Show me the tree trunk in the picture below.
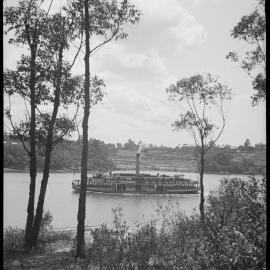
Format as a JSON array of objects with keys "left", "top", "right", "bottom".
[
  {"left": 199, "top": 153, "right": 205, "bottom": 221},
  {"left": 76, "top": 0, "right": 90, "bottom": 258},
  {"left": 29, "top": 46, "right": 63, "bottom": 247},
  {"left": 25, "top": 48, "right": 37, "bottom": 249}
]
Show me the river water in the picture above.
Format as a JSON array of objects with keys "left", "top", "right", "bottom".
[{"left": 4, "top": 170, "right": 248, "bottom": 229}]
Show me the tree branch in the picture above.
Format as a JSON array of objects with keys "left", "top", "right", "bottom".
[
  {"left": 205, "top": 104, "right": 225, "bottom": 153},
  {"left": 75, "top": 117, "right": 82, "bottom": 145},
  {"left": 6, "top": 96, "right": 30, "bottom": 155},
  {"left": 52, "top": 103, "right": 80, "bottom": 145},
  {"left": 255, "top": 37, "right": 266, "bottom": 64},
  {"left": 190, "top": 129, "right": 200, "bottom": 154},
  {"left": 23, "top": 96, "right": 31, "bottom": 120},
  {"left": 89, "top": 22, "right": 120, "bottom": 55},
  {"left": 70, "top": 34, "right": 84, "bottom": 69}
]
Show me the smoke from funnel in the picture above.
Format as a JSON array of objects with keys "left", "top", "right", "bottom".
[
  {"left": 137, "top": 141, "right": 143, "bottom": 154},
  {"left": 137, "top": 141, "right": 149, "bottom": 154}
]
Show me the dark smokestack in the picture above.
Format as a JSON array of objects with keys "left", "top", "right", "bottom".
[{"left": 136, "top": 153, "right": 140, "bottom": 175}]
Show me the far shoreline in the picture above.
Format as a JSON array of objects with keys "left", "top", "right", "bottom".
[{"left": 3, "top": 167, "right": 250, "bottom": 176}]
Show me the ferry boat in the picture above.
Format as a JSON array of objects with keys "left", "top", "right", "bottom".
[{"left": 72, "top": 153, "right": 200, "bottom": 194}]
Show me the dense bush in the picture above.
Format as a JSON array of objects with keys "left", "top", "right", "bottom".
[
  {"left": 204, "top": 150, "right": 263, "bottom": 174},
  {"left": 86, "top": 176, "right": 266, "bottom": 269},
  {"left": 4, "top": 138, "right": 116, "bottom": 171},
  {"left": 4, "top": 211, "right": 72, "bottom": 250},
  {"left": 203, "top": 176, "right": 266, "bottom": 269},
  {"left": 3, "top": 227, "right": 25, "bottom": 250}
]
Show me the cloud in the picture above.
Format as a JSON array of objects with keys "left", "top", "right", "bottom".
[
  {"left": 103, "top": 87, "right": 173, "bottom": 128},
  {"left": 125, "top": 0, "right": 207, "bottom": 51},
  {"left": 183, "top": 0, "right": 221, "bottom": 6},
  {"left": 92, "top": 46, "right": 169, "bottom": 85}
]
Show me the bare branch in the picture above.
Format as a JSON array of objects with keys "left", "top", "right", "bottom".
[
  {"left": 6, "top": 96, "right": 30, "bottom": 155},
  {"left": 23, "top": 97, "right": 31, "bottom": 119},
  {"left": 52, "top": 103, "right": 80, "bottom": 145},
  {"left": 191, "top": 97, "right": 201, "bottom": 123},
  {"left": 75, "top": 117, "right": 83, "bottom": 145},
  {"left": 70, "top": 34, "right": 84, "bottom": 69},
  {"left": 255, "top": 37, "right": 266, "bottom": 63},
  {"left": 90, "top": 23, "right": 120, "bottom": 55},
  {"left": 190, "top": 129, "right": 200, "bottom": 153},
  {"left": 205, "top": 104, "right": 225, "bottom": 153},
  {"left": 186, "top": 96, "right": 203, "bottom": 132}
]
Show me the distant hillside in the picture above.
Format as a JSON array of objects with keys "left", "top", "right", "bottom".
[
  {"left": 4, "top": 135, "right": 266, "bottom": 174},
  {"left": 109, "top": 147, "right": 266, "bottom": 174},
  {"left": 109, "top": 148, "right": 197, "bottom": 172},
  {"left": 4, "top": 139, "right": 116, "bottom": 171}
]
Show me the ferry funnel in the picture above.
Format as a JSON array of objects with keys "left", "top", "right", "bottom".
[{"left": 136, "top": 153, "right": 140, "bottom": 175}]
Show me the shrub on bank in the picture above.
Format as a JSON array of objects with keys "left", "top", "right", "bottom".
[
  {"left": 4, "top": 210, "right": 72, "bottom": 250},
  {"left": 4, "top": 176, "right": 266, "bottom": 269},
  {"left": 38, "top": 211, "right": 72, "bottom": 244},
  {"left": 4, "top": 227, "right": 25, "bottom": 250},
  {"left": 203, "top": 176, "right": 266, "bottom": 269},
  {"left": 86, "top": 176, "right": 266, "bottom": 269}
]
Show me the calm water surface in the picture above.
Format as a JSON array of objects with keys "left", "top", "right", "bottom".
[{"left": 4, "top": 170, "right": 248, "bottom": 229}]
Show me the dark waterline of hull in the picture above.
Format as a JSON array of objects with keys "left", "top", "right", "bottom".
[{"left": 72, "top": 187, "right": 200, "bottom": 194}]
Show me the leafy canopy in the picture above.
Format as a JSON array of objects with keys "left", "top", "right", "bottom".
[
  {"left": 3, "top": 2, "right": 107, "bottom": 152},
  {"left": 226, "top": 0, "right": 265, "bottom": 106},
  {"left": 64, "top": 0, "right": 141, "bottom": 53},
  {"left": 166, "top": 73, "right": 231, "bottom": 154}
]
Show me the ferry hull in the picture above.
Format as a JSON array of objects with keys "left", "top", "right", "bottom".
[
  {"left": 72, "top": 171, "right": 200, "bottom": 195},
  {"left": 72, "top": 186, "right": 200, "bottom": 194}
]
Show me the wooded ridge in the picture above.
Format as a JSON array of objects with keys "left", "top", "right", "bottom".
[{"left": 4, "top": 138, "right": 266, "bottom": 174}]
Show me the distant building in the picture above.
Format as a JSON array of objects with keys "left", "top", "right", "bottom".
[
  {"left": 181, "top": 144, "right": 194, "bottom": 149},
  {"left": 255, "top": 143, "right": 266, "bottom": 150},
  {"left": 220, "top": 144, "right": 232, "bottom": 149}
]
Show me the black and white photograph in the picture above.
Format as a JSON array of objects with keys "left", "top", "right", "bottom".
[{"left": 3, "top": 0, "right": 266, "bottom": 268}]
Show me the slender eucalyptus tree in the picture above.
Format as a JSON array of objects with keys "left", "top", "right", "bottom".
[
  {"left": 4, "top": 0, "right": 51, "bottom": 248},
  {"left": 4, "top": 1, "right": 106, "bottom": 248},
  {"left": 75, "top": 0, "right": 91, "bottom": 258},
  {"left": 67, "top": 0, "right": 141, "bottom": 258},
  {"left": 166, "top": 73, "right": 231, "bottom": 220},
  {"left": 30, "top": 12, "right": 81, "bottom": 247}
]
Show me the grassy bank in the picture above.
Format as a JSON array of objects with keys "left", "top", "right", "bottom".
[{"left": 109, "top": 147, "right": 266, "bottom": 174}]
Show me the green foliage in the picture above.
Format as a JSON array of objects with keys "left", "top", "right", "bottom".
[
  {"left": 4, "top": 138, "right": 116, "bottom": 171},
  {"left": 166, "top": 73, "right": 231, "bottom": 155},
  {"left": 204, "top": 150, "right": 262, "bottom": 174},
  {"left": 124, "top": 139, "right": 138, "bottom": 150},
  {"left": 65, "top": 0, "right": 141, "bottom": 46},
  {"left": 226, "top": 0, "right": 265, "bottom": 105},
  {"left": 204, "top": 176, "right": 266, "bottom": 269},
  {"left": 4, "top": 227, "right": 25, "bottom": 250},
  {"left": 87, "top": 207, "right": 128, "bottom": 269},
  {"left": 37, "top": 210, "right": 72, "bottom": 244},
  {"left": 4, "top": 211, "right": 72, "bottom": 250},
  {"left": 244, "top": 138, "right": 251, "bottom": 148},
  {"left": 167, "top": 73, "right": 232, "bottom": 218},
  {"left": 5, "top": 176, "right": 265, "bottom": 266},
  {"left": 40, "top": 211, "right": 53, "bottom": 230},
  {"left": 4, "top": 142, "right": 29, "bottom": 168},
  {"left": 84, "top": 176, "right": 266, "bottom": 269},
  {"left": 3, "top": 0, "right": 47, "bottom": 47}
]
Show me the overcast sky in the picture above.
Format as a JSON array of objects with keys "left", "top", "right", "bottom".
[{"left": 3, "top": 0, "right": 266, "bottom": 147}]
